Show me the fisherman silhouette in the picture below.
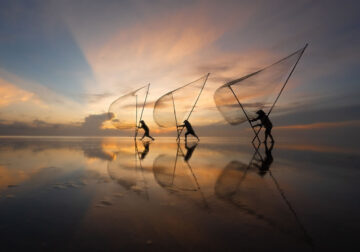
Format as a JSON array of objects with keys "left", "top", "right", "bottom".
[
  {"left": 184, "top": 141, "right": 198, "bottom": 162},
  {"left": 138, "top": 120, "right": 155, "bottom": 141},
  {"left": 139, "top": 141, "right": 150, "bottom": 160},
  {"left": 253, "top": 141, "right": 274, "bottom": 177},
  {"left": 251, "top": 110, "right": 274, "bottom": 143},
  {"left": 177, "top": 120, "right": 199, "bottom": 142}
]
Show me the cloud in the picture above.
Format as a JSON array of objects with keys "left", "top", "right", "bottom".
[
  {"left": 84, "top": 93, "right": 112, "bottom": 103},
  {"left": 0, "top": 78, "right": 40, "bottom": 107},
  {"left": 0, "top": 68, "right": 86, "bottom": 123},
  {"left": 0, "top": 113, "right": 129, "bottom": 136},
  {"left": 81, "top": 113, "right": 110, "bottom": 131},
  {"left": 77, "top": 3, "right": 229, "bottom": 94}
]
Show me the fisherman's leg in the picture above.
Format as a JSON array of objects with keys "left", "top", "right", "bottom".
[
  {"left": 269, "top": 131, "right": 274, "bottom": 143},
  {"left": 191, "top": 132, "right": 200, "bottom": 141},
  {"left": 144, "top": 132, "right": 152, "bottom": 140},
  {"left": 140, "top": 133, "right": 145, "bottom": 140},
  {"left": 185, "top": 132, "right": 190, "bottom": 142},
  {"left": 264, "top": 131, "right": 269, "bottom": 143},
  {"left": 267, "top": 126, "right": 274, "bottom": 143}
]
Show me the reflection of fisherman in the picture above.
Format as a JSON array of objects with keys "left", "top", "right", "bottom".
[
  {"left": 138, "top": 120, "right": 155, "bottom": 141},
  {"left": 139, "top": 141, "right": 150, "bottom": 160},
  {"left": 254, "top": 142, "right": 274, "bottom": 177},
  {"left": 251, "top": 110, "right": 274, "bottom": 143},
  {"left": 184, "top": 142, "right": 197, "bottom": 162},
  {"left": 177, "top": 120, "right": 199, "bottom": 142}
]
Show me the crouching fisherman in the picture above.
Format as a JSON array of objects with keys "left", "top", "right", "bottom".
[
  {"left": 138, "top": 120, "right": 155, "bottom": 140},
  {"left": 250, "top": 110, "right": 274, "bottom": 143},
  {"left": 177, "top": 120, "right": 199, "bottom": 142}
]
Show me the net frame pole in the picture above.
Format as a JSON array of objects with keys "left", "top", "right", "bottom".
[
  {"left": 177, "top": 143, "right": 200, "bottom": 190},
  {"left": 177, "top": 142, "right": 210, "bottom": 209},
  {"left": 268, "top": 168, "right": 313, "bottom": 244},
  {"left": 135, "top": 95, "right": 138, "bottom": 139},
  {"left": 139, "top": 83, "right": 150, "bottom": 123},
  {"left": 171, "top": 93, "right": 181, "bottom": 140},
  {"left": 252, "top": 44, "right": 308, "bottom": 143},
  {"left": 135, "top": 83, "right": 150, "bottom": 139},
  {"left": 232, "top": 141, "right": 262, "bottom": 193},
  {"left": 135, "top": 140, "right": 150, "bottom": 200},
  {"left": 177, "top": 73, "right": 210, "bottom": 141},
  {"left": 228, "top": 85, "right": 261, "bottom": 144},
  {"left": 171, "top": 142, "right": 180, "bottom": 185}
]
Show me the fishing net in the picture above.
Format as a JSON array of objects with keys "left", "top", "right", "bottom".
[
  {"left": 214, "top": 45, "right": 307, "bottom": 125},
  {"left": 108, "top": 84, "right": 150, "bottom": 129},
  {"left": 153, "top": 74, "right": 209, "bottom": 128}
]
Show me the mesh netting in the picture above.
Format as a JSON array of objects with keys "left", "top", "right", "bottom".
[
  {"left": 215, "top": 160, "right": 306, "bottom": 238},
  {"left": 214, "top": 46, "right": 307, "bottom": 125},
  {"left": 108, "top": 84, "right": 149, "bottom": 129},
  {"left": 152, "top": 144, "right": 209, "bottom": 209},
  {"left": 153, "top": 74, "right": 209, "bottom": 127},
  {"left": 153, "top": 150, "right": 198, "bottom": 192}
]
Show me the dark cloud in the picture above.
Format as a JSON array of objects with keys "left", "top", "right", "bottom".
[
  {"left": 82, "top": 113, "right": 110, "bottom": 131},
  {"left": 0, "top": 113, "right": 130, "bottom": 137}
]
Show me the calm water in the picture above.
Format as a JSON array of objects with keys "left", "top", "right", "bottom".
[{"left": 0, "top": 137, "right": 359, "bottom": 251}]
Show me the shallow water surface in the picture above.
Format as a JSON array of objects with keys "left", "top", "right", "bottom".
[{"left": 0, "top": 137, "right": 359, "bottom": 251}]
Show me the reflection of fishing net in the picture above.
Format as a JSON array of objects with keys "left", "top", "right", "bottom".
[
  {"left": 108, "top": 84, "right": 149, "bottom": 129},
  {"left": 152, "top": 144, "right": 209, "bottom": 210},
  {"left": 153, "top": 74, "right": 209, "bottom": 128},
  {"left": 215, "top": 161, "right": 248, "bottom": 197},
  {"left": 214, "top": 45, "right": 307, "bottom": 125},
  {"left": 215, "top": 160, "right": 307, "bottom": 240},
  {"left": 153, "top": 153, "right": 198, "bottom": 191}
]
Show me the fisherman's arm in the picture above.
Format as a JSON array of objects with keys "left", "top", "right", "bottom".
[{"left": 250, "top": 115, "right": 259, "bottom": 122}]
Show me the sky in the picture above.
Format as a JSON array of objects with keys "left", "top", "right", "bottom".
[{"left": 0, "top": 0, "right": 359, "bottom": 139}]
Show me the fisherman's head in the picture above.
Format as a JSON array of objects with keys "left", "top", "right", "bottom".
[
  {"left": 183, "top": 120, "right": 188, "bottom": 123},
  {"left": 140, "top": 120, "right": 145, "bottom": 124},
  {"left": 256, "top": 110, "right": 265, "bottom": 116}
]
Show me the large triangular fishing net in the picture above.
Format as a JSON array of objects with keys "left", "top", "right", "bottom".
[
  {"left": 153, "top": 74, "right": 209, "bottom": 128},
  {"left": 108, "top": 84, "right": 150, "bottom": 129},
  {"left": 214, "top": 45, "right": 307, "bottom": 125}
]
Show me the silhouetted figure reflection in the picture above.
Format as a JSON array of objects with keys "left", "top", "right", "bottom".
[
  {"left": 253, "top": 141, "right": 274, "bottom": 177},
  {"left": 138, "top": 120, "right": 155, "bottom": 141},
  {"left": 251, "top": 110, "right": 274, "bottom": 143},
  {"left": 184, "top": 141, "right": 198, "bottom": 162},
  {"left": 153, "top": 142, "right": 209, "bottom": 210},
  {"left": 177, "top": 120, "right": 199, "bottom": 142},
  {"left": 215, "top": 143, "right": 313, "bottom": 246},
  {"left": 139, "top": 140, "right": 150, "bottom": 160}
]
